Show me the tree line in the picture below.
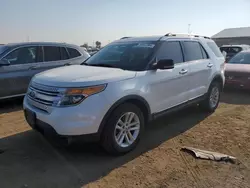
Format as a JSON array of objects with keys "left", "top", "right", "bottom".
[{"left": 81, "top": 41, "right": 101, "bottom": 49}]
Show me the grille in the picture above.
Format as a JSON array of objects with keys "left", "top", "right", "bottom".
[{"left": 27, "top": 82, "right": 62, "bottom": 113}]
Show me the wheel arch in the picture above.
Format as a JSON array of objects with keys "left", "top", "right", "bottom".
[
  {"left": 210, "top": 74, "right": 224, "bottom": 91},
  {"left": 97, "top": 95, "right": 151, "bottom": 136}
]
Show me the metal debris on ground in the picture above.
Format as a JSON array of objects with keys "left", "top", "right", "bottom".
[{"left": 181, "top": 147, "right": 236, "bottom": 163}]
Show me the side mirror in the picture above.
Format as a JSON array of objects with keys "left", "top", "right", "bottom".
[
  {"left": 0, "top": 59, "right": 10, "bottom": 66},
  {"left": 151, "top": 59, "right": 174, "bottom": 70}
]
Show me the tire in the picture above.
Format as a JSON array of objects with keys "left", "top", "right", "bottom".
[
  {"left": 200, "top": 81, "right": 221, "bottom": 112},
  {"left": 101, "top": 103, "right": 144, "bottom": 155}
]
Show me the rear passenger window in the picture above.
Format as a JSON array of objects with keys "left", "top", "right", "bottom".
[
  {"left": 183, "top": 41, "right": 203, "bottom": 61},
  {"left": 67, "top": 48, "right": 81, "bottom": 58},
  {"left": 157, "top": 41, "right": 183, "bottom": 63},
  {"left": 207, "top": 41, "right": 223, "bottom": 57},
  {"left": 60, "top": 47, "right": 69, "bottom": 60},
  {"left": 44, "top": 46, "right": 61, "bottom": 61}
]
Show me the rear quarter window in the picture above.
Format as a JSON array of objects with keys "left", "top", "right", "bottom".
[
  {"left": 207, "top": 41, "right": 223, "bottom": 57},
  {"left": 67, "top": 48, "right": 81, "bottom": 58}
]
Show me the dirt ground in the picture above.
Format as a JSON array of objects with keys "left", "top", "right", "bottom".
[{"left": 0, "top": 90, "right": 250, "bottom": 188}]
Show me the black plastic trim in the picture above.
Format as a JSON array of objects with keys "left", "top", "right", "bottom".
[
  {"left": 97, "top": 95, "right": 151, "bottom": 136},
  {"left": 152, "top": 94, "right": 206, "bottom": 120}
]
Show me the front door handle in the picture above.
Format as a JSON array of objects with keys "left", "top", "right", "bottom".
[
  {"left": 207, "top": 63, "right": 213, "bottom": 68},
  {"left": 179, "top": 69, "right": 188, "bottom": 75},
  {"left": 29, "top": 66, "right": 39, "bottom": 70}
]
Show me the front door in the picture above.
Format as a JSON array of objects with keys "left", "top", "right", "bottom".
[
  {"left": 0, "top": 46, "right": 44, "bottom": 98},
  {"left": 146, "top": 41, "right": 190, "bottom": 113}
]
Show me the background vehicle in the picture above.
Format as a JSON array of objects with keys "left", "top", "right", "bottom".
[
  {"left": 225, "top": 50, "right": 250, "bottom": 89},
  {"left": 0, "top": 42, "right": 90, "bottom": 99},
  {"left": 23, "top": 33, "right": 225, "bottom": 155},
  {"left": 220, "top": 44, "right": 250, "bottom": 62}
]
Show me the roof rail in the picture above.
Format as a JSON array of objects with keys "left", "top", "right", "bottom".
[
  {"left": 120, "top": 37, "right": 131, "bottom": 40},
  {"left": 164, "top": 33, "right": 211, "bottom": 39}
]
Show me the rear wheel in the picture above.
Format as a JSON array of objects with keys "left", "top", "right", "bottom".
[
  {"left": 200, "top": 81, "right": 221, "bottom": 112},
  {"left": 101, "top": 103, "right": 144, "bottom": 155}
]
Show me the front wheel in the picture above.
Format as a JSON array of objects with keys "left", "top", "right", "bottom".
[
  {"left": 200, "top": 82, "right": 221, "bottom": 112},
  {"left": 101, "top": 103, "right": 144, "bottom": 155}
]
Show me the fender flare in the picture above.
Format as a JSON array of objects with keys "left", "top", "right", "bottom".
[{"left": 97, "top": 95, "right": 151, "bottom": 135}]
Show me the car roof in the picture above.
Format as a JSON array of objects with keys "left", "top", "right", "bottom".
[
  {"left": 4, "top": 42, "right": 80, "bottom": 49},
  {"left": 113, "top": 34, "right": 212, "bottom": 43},
  {"left": 220, "top": 44, "right": 250, "bottom": 48}
]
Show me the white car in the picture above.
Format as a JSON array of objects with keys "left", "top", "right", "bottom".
[{"left": 23, "top": 33, "right": 225, "bottom": 155}]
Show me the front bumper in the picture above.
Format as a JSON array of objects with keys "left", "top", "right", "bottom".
[{"left": 23, "top": 93, "right": 111, "bottom": 136}]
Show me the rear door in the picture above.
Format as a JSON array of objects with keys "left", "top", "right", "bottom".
[
  {"left": 0, "top": 46, "right": 44, "bottom": 98},
  {"left": 38, "top": 46, "right": 65, "bottom": 71},
  {"left": 182, "top": 41, "right": 211, "bottom": 100}
]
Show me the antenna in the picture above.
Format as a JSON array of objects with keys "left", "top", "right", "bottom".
[{"left": 188, "top": 24, "right": 191, "bottom": 34}]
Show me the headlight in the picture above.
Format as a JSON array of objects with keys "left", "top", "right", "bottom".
[{"left": 53, "top": 84, "right": 107, "bottom": 107}]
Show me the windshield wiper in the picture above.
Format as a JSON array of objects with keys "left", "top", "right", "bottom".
[
  {"left": 89, "top": 63, "right": 117, "bottom": 68},
  {"left": 81, "top": 62, "right": 89, "bottom": 65}
]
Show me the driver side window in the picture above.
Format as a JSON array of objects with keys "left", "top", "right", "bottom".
[
  {"left": 3, "top": 47, "right": 37, "bottom": 65},
  {"left": 156, "top": 41, "right": 184, "bottom": 64}
]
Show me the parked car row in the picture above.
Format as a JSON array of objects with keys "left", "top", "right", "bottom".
[
  {"left": 1, "top": 35, "right": 249, "bottom": 155},
  {"left": 0, "top": 42, "right": 90, "bottom": 99},
  {"left": 23, "top": 33, "right": 225, "bottom": 155}
]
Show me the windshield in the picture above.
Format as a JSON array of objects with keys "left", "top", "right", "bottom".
[
  {"left": 228, "top": 52, "right": 250, "bottom": 64},
  {"left": 83, "top": 41, "right": 157, "bottom": 71}
]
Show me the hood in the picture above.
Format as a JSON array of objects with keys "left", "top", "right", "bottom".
[
  {"left": 33, "top": 65, "right": 136, "bottom": 87},
  {"left": 225, "top": 63, "right": 250, "bottom": 73}
]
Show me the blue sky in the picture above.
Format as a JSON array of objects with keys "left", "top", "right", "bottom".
[{"left": 0, "top": 0, "right": 249, "bottom": 45}]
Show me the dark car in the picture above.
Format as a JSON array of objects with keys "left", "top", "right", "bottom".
[
  {"left": 225, "top": 50, "right": 250, "bottom": 89},
  {"left": 220, "top": 44, "right": 250, "bottom": 62}
]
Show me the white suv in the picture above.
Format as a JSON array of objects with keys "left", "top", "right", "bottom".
[{"left": 23, "top": 33, "right": 225, "bottom": 154}]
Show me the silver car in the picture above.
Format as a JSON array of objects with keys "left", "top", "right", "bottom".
[{"left": 0, "top": 42, "right": 90, "bottom": 99}]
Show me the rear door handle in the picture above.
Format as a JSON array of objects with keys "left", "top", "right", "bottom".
[
  {"left": 179, "top": 69, "right": 188, "bottom": 75},
  {"left": 207, "top": 63, "right": 213, "bottom": 68},
  {"left": 64, "top": 63, "right": 71, "bottom": 66}
]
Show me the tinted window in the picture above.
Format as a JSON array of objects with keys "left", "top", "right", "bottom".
[
  {"left": 3, "top": 47, "right": 37, "bottom": 65},
  {"left": 37, "top": 46, "right": 43, "bottom": 62},
  {"left": 228, "top": 52, "right": 250, "bottom": 64},
  {"left": 183, "top": 41, "right": 203, "bottom": 61},
  {"left": 207, "top": 41, "right": 223, "bottom": 57},
  {"left": 157, "top": 41, "right": 183, "bottom": 63},
  {"left": 60, "top": 47, "right": 69, "bottom": 60},
  {"left": 44, "top": 46, "right": 61, "bottom": 61},
  {"left": 67, "top": 48, "right": 81, "bottom": 58}
]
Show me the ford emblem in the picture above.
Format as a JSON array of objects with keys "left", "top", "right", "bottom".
[{"left": 29, "top": 91, "right": 36, "bottom": 98}]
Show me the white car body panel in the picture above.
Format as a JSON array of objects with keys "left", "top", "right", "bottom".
[{"left": 23, "top": 35, "right": 225, "bottom": 136}]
